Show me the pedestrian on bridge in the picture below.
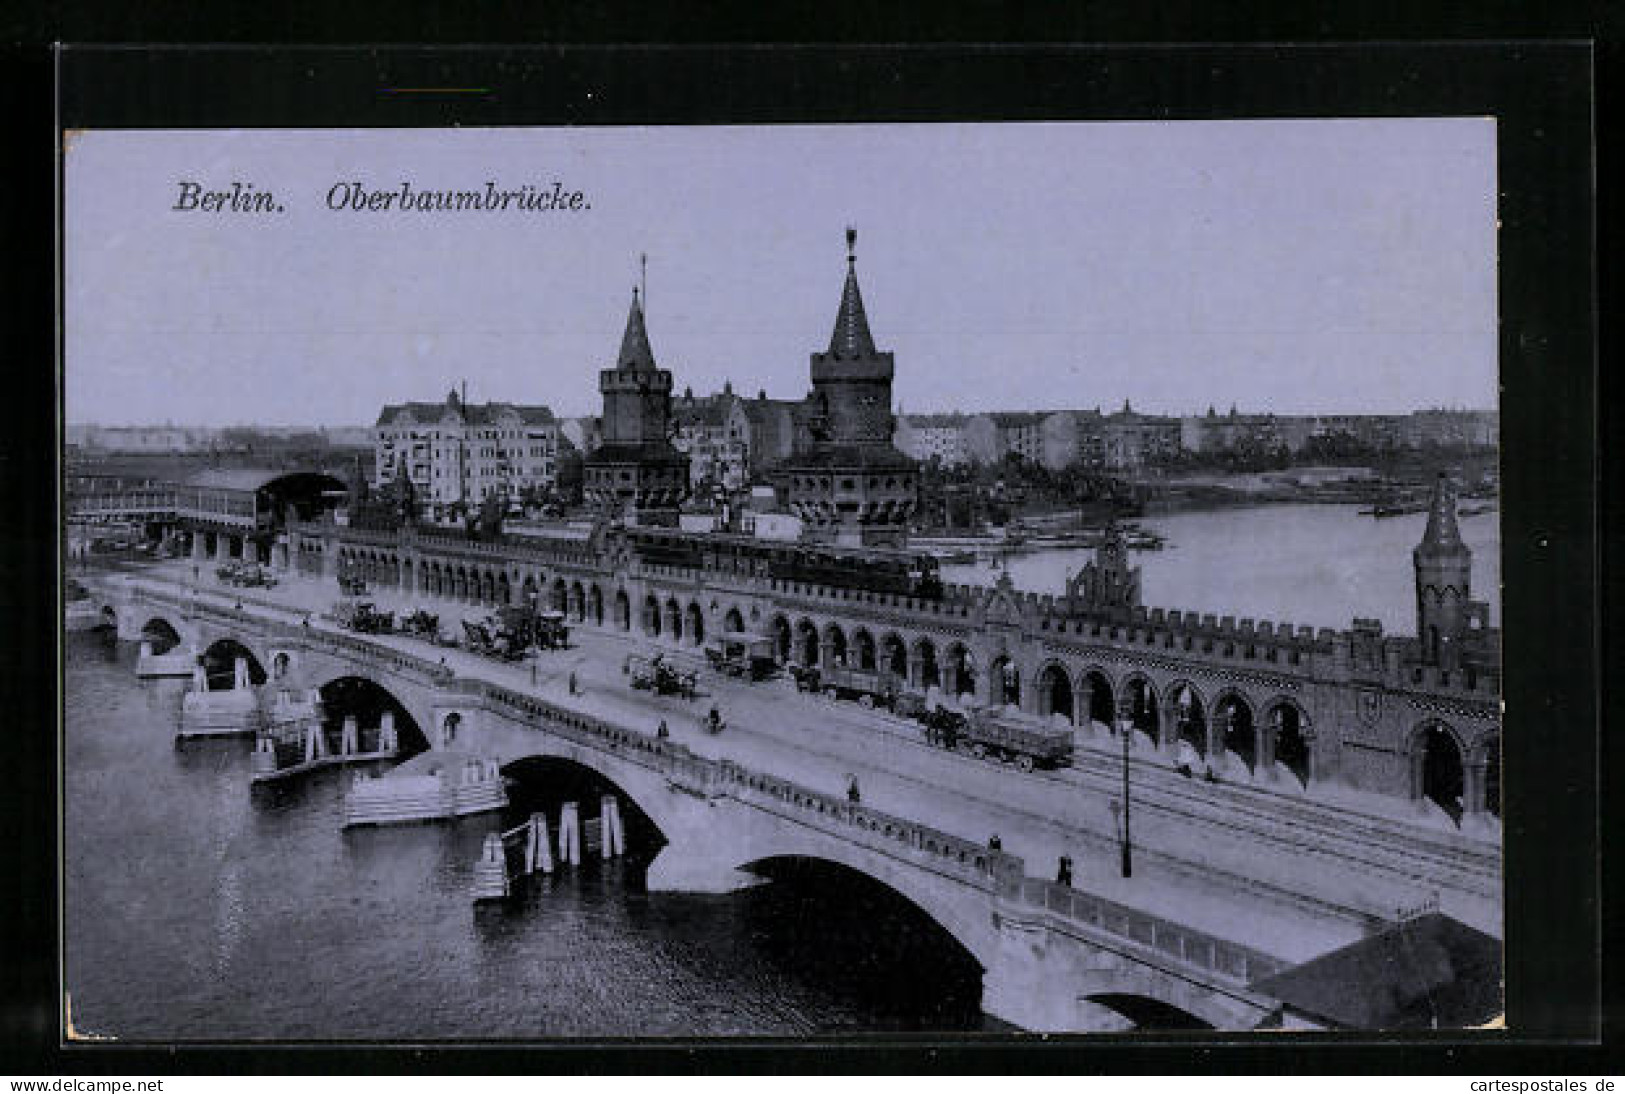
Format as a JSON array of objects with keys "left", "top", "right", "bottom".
[
  {"left": 988, "top": 834, "right": 1002, "bottom": 851},
  {"left": 1057, "top": 855, "right": 1073, "bottom": 888},
  {"left": 846, "top": 776, "right": 862, "bottom": 805},
  {"left": 657, "top": 719, "right": 669, "bottom": 740},
  {"left": 568, "top": 671, "right": 578, "bottom": 695}
]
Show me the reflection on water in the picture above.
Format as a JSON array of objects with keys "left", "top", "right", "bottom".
[
  {"left": 64, "top": 634, "right": 990, "bottom": 1041},
  {"left": 944, "top": 503, "right": 1500, "bottom": 633}
]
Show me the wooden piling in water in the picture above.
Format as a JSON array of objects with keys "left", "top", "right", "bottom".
[
  {"left": 534, "top": 813, "right": 555, "bottom": 874},
  {"left": 559, "top": 801, "right": 581, "bottom": 867},
  {"left": 601, "top": 794, "right": 624, "bottom": 858},
  {"left": 472, "top": 831, "right": 509, "bottom": 901}
]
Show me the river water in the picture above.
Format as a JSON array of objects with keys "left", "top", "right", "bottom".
[
  {"left": 63, "top": 504, "right": 1497, "bottom": 1040},
  {"left": 942, "top": 503, "right": 1500, "bottom": 633}
]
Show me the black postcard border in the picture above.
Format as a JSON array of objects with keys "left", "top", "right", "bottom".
[{"left": 3, "top": 41, "right": 1607, "bottom": 1073}]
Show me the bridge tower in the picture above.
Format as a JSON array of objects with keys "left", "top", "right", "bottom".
[
  {"left": 1412, "top": 473, "right": 1474, "bottom": 667},
  {"left": 781, "top": 228, "right": 919, "bottom": 548},
  {"left": 584, "top": 285, "right": 691, "bottom": 527}
]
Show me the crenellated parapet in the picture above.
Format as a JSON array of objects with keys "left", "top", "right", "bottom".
[{"left": 278, "top": 515, "right": 1499, "bottom": 817}]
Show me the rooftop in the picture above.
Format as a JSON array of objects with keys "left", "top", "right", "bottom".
[
  {"left": 183, "top": 468, "right": 348, "bottom": 493},
  {"left": 1251, "top": 913, "right": 1502, "bottom": 1029},
  {"left": 377, "top": 400, "right": 556, "bottom": 428}
]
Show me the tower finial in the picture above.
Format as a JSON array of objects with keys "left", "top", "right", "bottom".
[
  {"left": 640, "top": 253, "right": 648, "bottom": 309},
  {"left": 846, "top": 225, "right": 857, "bottom": 264}
]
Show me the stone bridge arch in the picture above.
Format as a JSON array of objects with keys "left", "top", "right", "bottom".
[
  {"left": 112, "top": 601, "right": 187, "bottom": 645},
  {"left": 1072, "top": 962, "right": 1261, "bottom": 1031},
  {"left": 1407, "top": 717, "right": 1471, "bottom": 823},
  {"left": 132, "top": 610, "right": 196, "bottom": 652},
  {"left": 472, "top": 713, "right": 1002, "bottom": 970},
  {"left": 199, "top": 635, "right": 270, "bottom": 688},
  {"left": 1162, "top": 677, "right": 1211, "bottom": 757},
  {"left": 483, "top": 738, "right": 697, "bottom": 850},
  {"left": 314, "top": 672, "right": 433, "bottom": 754},
  {"left": 1075, "top": 665, "right": 1116, "bottom": 729},
  {"left": 1211, "top": 687, "right": 1260, "bottom": 773},
  {"left": 1260, "top": 695, "right": 1315, "bottom": 787},
  {"left": 731, "top": 831, "right": 1002, "bottom": 972},
  {"left": 299, "top": 662, "right": 441, "bottom": 743}
]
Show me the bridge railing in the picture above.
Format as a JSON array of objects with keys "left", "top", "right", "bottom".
[
  {"left": 445, "top": 677, "right": 721, "bottom": 792},
  {"left": 713, "top": 758, "right": 1026, "bottom": 893},
  {"left": 437, "top": 674, "right": 1022, "bottom": 892},
  {"left": 128, "top": 581, "right": 457, "bottom": 687},
  {"left": 1017, "top": 876, "right": 1289, "bottom": 985}
]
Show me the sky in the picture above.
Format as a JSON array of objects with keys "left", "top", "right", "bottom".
[{"left": 64, "top": 121, "right": 1498, "bottom": 427}]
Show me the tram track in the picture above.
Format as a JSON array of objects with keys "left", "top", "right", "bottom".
[
  {"left": 759, "top": 693, "right": 1501, "bottom": 928},
  {"left": 1055, "top": 746, "right": 1500, "bottom": 894},
  {"left": 731, "top": 666, "right": 1502, "bottom": 915},
  {"left": 1052, "top": 754, "right": 1500, "bottom": 907}
]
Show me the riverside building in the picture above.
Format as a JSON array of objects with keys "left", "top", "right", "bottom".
[{"left": 374, "top": 391, "right": 561, "bottom": 518}]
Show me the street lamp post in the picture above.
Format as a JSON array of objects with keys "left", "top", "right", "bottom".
[{"left": 1118, "top": 704, "right": 1134, "bottom": 879}]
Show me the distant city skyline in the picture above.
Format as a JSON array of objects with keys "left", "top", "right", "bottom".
[
  {"left": 66, "top": 400, "right": 1500, "bottom": 432},
  {"left": 66, "top": 121, "right": 1497, "bottom": 427}
]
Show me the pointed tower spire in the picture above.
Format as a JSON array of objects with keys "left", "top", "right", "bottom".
[
  {"left": 829, "top": 226, "right": 878, "bottom": 359},
  {"left": 617, "top": 286, "right": 657, "bottom": 372},
  {"left": 1413, "top": 471, "right": 1473, "bottom": 664},
  {"left": 1419, "top": 472, "right": 1464, "bottom": 552}
]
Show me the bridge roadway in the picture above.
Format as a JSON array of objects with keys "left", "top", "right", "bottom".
[{"left": 121, "top": 561, "right": 1499, "bottom": 956}]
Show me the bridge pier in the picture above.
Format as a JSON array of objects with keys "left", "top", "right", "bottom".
[
  {"left": 116, "top": 607, "right": 149, "bottom": 642},
  {"left": 608, "top": 791, "right": 768, "bottom": 894}
]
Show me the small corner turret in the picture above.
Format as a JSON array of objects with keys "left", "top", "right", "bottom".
[
  {"left": 1412, "top": 472, "right": 1489, "bottom": 666},
  {"left": 1066, "top": 519, "right": 1143, "bottom": 618}
]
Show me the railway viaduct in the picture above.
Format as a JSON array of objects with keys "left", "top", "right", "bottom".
[{"left": 284, "top": 517, "right": 1502, "bottom": 828}]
